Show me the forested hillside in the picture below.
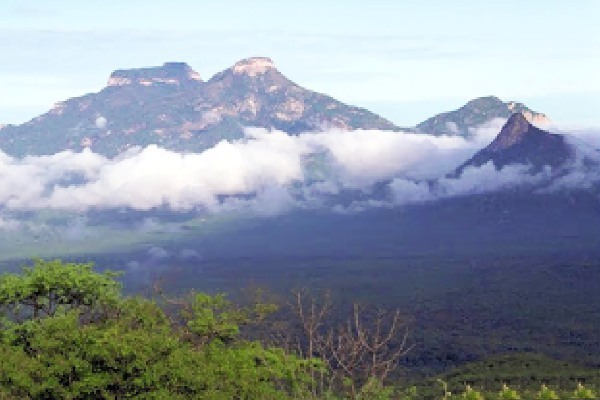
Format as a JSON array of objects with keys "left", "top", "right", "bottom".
[{"left": 1, "top": 260, "right": 598, "bottom": 399}]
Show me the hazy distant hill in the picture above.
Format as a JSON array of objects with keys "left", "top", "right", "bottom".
[{"left": 415, "top": 96, "right": 550, "bottom": 137}]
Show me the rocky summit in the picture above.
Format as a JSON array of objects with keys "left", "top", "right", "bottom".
[
  {"left": 0, "top": 57, "right": 399, "bottom": 157},
  {"left": 453, "top": 112, "right": 573, "bottom": 176},
  {"left": 107, "top": 62, "right": 203, "bottom": 87},
  {"left": 415, "top": 96, "right": 550, "bottom": 137}
]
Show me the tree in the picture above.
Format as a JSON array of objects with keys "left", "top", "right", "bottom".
[
  {"left": 0, "top": 260, "right": 318, "bottom": 399},
  {"left": 276, "top": 289, "right": 412, "bottom": 399},
  {"left": 0, "top": 259, "right": 120, "bottom": 323}
]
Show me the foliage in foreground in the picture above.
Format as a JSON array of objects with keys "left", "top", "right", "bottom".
[
  {"left": 0, "top": 260, "right": 318, "bottom": 399},
  {"left": 426, "top": 382, "right": 598, "bottom": 399},
  {"left": 1, "top": 260, "right": 599, "bottom": 399}
]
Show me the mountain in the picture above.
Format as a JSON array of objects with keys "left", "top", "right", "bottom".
[
  {"left": 453, "top": 112, "right": 573, "bottom": 176},
  {"left": 0, "top": 57, "right": 399, "bottom": 157},
  {"left": 415, "top": 96, "right": 550, "bottom": 137}
]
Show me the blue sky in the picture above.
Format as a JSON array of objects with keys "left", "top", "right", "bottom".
[{"left": 1, "top": 0, "right": 599, "bottom": 126}]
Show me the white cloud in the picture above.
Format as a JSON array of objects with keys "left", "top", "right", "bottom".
[
  {"left": 445, "top": 121, "right": 458, "bottom": 134},
  {"left": 0, "top": 128, "right": 474, "bottom": 213},
  {"left": 439, "top": 162, "right": 551, "bottom": 197},
  {"left": 148, "top": 246, "right": 169, "bottom": 259},
  {"left": 0, "top": 121, "right": 597, "bottom": 224},
  {"left": 95, "top": 116, "right": 107, "bottom": 129},
  {"left": 389, "top": 178, "right": 433, "bottom": 205},
  {"left": 0, "top": 217, "right": 21, "bottom": 231}
]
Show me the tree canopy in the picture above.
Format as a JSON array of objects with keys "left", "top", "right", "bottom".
[{"left": 0, "top": 260, "right": 316, "bottom": 399}]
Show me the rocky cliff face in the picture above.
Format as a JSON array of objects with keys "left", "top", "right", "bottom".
[
  {"left": 199, "top": 57, "right": 399, "bottom": 134},
  {"left": 453, "top": 113, "right": 573, "bottom": 175},
  {"left": 415, "top": 96, "right": 550, "bottom": 137},
  {"left": 107, "top": 62, "right": 203, "bottom": 87},
  {"left": 0, "top": 57, "right": 399, "bottom": 157}
]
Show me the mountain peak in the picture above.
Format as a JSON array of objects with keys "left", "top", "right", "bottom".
[
  {"left": 415, "top": 96, "right": 550, "bottom": 137},
  {"left": 107, "top": 62, "right": 202, "bottom": 87},
  {"left": 453, "top": 112, "right": 572, "bottom": 176},
  {"left": 232, "top": 57, "right": 276, "bottom": 76},
  {"left": 465, "top": 95, "right": 503, "bottom": 107},
  {"left": 1, "top": 58, "right": 399, "bottom": 156},
  {"left": 487, "top": 112, "right": 531, "bottom": 152}
]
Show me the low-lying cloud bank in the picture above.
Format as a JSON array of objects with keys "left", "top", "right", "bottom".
[{"left": 0, "top": 120, "right": 599, "bottom": 221}]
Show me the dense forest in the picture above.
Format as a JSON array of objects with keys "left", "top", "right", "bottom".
[{"left": 1, "top": 260, "right": 599, "bottom": 399}]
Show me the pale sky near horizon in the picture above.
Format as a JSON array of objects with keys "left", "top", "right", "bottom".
[{"left": 1, "top": 0, "right": 599, "bottom": 127}]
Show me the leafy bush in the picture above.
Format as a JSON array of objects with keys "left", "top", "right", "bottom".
[{"left": 0, "top": 260, "right": 317, "bottom": 399}]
